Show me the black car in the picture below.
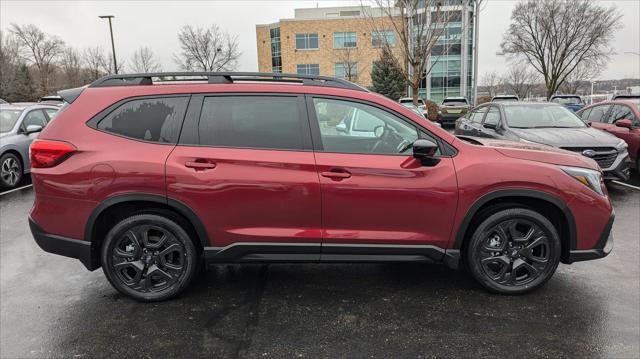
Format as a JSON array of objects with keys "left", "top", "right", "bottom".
[{"left": 455, "top": 102, "right": 631, "bottom": 181}]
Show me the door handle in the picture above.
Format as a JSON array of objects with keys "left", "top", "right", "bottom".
[
  {"left": 185, "top": 160, "right": 216, "bottom": 171},
  {"left": 321, "top": 170, "right": 351, "bottom": 180}
]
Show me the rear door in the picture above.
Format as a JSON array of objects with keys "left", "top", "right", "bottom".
[
  {"left": 308, "top": 96, "right": 458, "bottom": 258},
  {"left": 165, "top": 94, "right": 322, "bottom": 257}
]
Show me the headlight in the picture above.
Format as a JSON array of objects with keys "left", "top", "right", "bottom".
[
  {"left": 615, "top": 140, "right": 628, "bottom": 151},
  {"left": 560, "top": 166, "right": 605, "bottom": 196}
]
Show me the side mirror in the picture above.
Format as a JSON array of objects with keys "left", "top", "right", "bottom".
[
  {"left": 615, "top": 119, "right": 633, "bottom": 129},
  {"left": 483, "top": 122, "right": 497, "bottom": 130},
  {"left": 336, "top": 122, "right": 347, "bottom": 133},
  {"left": 412, "top": 139, "right": 440, "bottom": 166},
  {"left": 24, "top": 124, "right": 43, "bottom": 134}
]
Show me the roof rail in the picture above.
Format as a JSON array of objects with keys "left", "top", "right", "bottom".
[{"left": 88, "top": 72, "right": 368, "bottom": 92}]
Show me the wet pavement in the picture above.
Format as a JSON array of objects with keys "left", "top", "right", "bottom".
[{"left": 1, "top": 183, "right": 639, "bottom": 358}]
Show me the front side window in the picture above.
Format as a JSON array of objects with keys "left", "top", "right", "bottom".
[
  {"left": 371, "top": 30, "right": 395, "bottom": 47},
  {"left": 296, "top": 64, "right": 320, "bottom": 75},
  {"left": 483, "top": 107, "right": 501, "bottom": 127},
  {"left": 469, "top": 106, "right": 488, "bottom": 123},
  {"left": 22, "top": 110, "right": 48, "bottom": 128},
  {"left": 295, "top": 33, "right": 319, "bottom": 50},
  {"left": 606, "top": 105, "right": 638, "bottom": 124},
  {"left": 312, "top": 98, "right": 418, "bottom": 155},
  {"left": 579, "top": 108, "right": 592, "bottom": 122},
  {"left": 586, "top": 105, "right": 610, "bottom": 123},
  {"left": 335, "top": 63, "right": 357, "bottom": 79},
  {"left": 44, "top": 108, "right": 59, "bottom": 120},
  {"left": 333, "top": 32, "right": 357, "bottom": 48},
  {"left": 0, "top": 110, "right": 22, "bottom": 133},
  {"left": 97, "top": 97, "right": 189, "bottom": 143},
  {"left": 199, "top": 96, "right": 303, "bottom": 150}
]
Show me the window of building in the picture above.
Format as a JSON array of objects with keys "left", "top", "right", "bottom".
[
  {"left": 198, "top": 96, "right": 303, "bottom": 150},
  {"left": 335, "top": 63, "right": 357, "bottom": 79},
  {"left": 371, "top": 30, "right": 395, "bottom": 47},
  {"left": 295, "top": 33, "right": 318, "bottom": 50},
  {"left": 97, "top": 97, "right": 189, "bottom": 143},
  {"left": 333, "top": 32, "right": 357, "bottom": 48},
  {"left": 270, "top": 27, "right": 282, "bottom": 73},
  {"left": 297, "top": 64, "right": 320, "bottom": 75}
]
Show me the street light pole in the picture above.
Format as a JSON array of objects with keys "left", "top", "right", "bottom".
[{"left": 99, "top": 15, "right": 118, "bottom": 74}]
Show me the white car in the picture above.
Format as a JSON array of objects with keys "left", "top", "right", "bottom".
[{"left": 398, "top": 97, "right": 428, "bottom": 118}]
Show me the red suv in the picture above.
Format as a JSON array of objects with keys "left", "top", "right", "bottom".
[
  {"left": 29, "top": 73, "right": 614, "bottom": 301},
  {"left": 577, "top": 99, "right": 640, "bottom": 172}
]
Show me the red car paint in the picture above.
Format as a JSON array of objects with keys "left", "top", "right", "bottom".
[{"left": 29, "top": 81, "right": 613, "bottom": 267}]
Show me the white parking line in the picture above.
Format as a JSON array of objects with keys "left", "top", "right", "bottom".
[
  {"left": 611, "top": 181, "right": 640, "bottom": 191},
  {"left": 0, "top": 184, "right": 33, "bottom": 196}
]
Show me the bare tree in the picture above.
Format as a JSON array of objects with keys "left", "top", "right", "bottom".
[
  {"left": 10, "top": 23, "right": 65, "bottom": 96},
  {"left": 500, "top": 0, "right": 621, "bottom": 99},
  {"left": 60, "top": 47, "right": 83, "bottom": 88},
  {"left": 503, "top": 64, "right": 539, "bottom": 99},
  {"left": 83, "top": 46, "right": 109, "bottom": 81},
  {"left": 480, "top": 71, "right": 502, "bottom": 98},
  {"left": 131, "top": 47, "right": 161, "bottom": 73},
  {"left": 560, "top": 62, "right": 600, "bottom": 94},
  {"left": 0, "top": 31, "right": 21, "bottom": 98},
  {"left": 333, "top": 46, "right": 363, "bottom": 82},
  {"left": 368, "top": 0, "right": 455, "bottom": 105},
  {"left": 174, "top": 24, "right": 240, "bottom": 72}
]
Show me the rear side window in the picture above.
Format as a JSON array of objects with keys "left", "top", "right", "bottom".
[
  {"left": 97, "top": 97, "right": 189, "bottom": 143},
  {"left": 198, "top": 96, "right": 303, "bottom": 150}
]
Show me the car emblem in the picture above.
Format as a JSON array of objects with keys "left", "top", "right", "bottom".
[{"left": 582, "top": 149, "right": 596, "bottom": 157}]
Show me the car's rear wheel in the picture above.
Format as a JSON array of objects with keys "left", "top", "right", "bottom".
[
  {"left": 466, "top": 208, "right": 561, "bottom": 294},
  {"left": 101, "top": 214, "right": 198, "bottom": 301},
  {"left": 0, "top": 153, "right": 23, "bottom": 189}
]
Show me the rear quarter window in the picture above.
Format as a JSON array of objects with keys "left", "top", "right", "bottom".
[{"left": 97, "top": 97, "right": 189, "bottom": 143}]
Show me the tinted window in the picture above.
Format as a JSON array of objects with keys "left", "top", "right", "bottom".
[
  {"left": 199, "top": 96, "right": 303, "bottom": 150},
  {"left": 607, "top": 105, "right": 637, "bottom": 124},
  {"left": 0, "top": 110, "right": 22, "bottom": 132},
  {"left": 23, "top": 110, "right": 48, "bottom": 128},
  {"left": 586, "top": 105, "right": 610, "bottom": 123},
  {"left": 483, "top": 107, "right": 500, "bottom": 126},
  {"left": 504, "top": 105, "right": 586, "bottom": 128},
  {"left": 98, "top": 97, "right": 188, "bottom": 143},
  {"left": 312, "top": 98, "right": 418, "bottom": 155},
  {"left": 579, "top": 108, "right": 592, "bottom": 122},
  {"left": 44, "top": 108, "right": 59, "bottom": 120},
  {"left": 469, "top": 107, "right": 488, "bottom": 123}
]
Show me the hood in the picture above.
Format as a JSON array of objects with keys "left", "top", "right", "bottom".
[
  {"left": 510, "top": 127, "right": 621, "bottom": 148},
  {"left": 457, "top": 136, "right": 600, "bottom": 170}
]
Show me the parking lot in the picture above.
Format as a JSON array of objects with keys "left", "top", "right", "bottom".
[{"left": 0, "top": 177, "right": 638, "bottom": 358}]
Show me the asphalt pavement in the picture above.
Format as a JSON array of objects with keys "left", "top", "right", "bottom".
[{"left": 1, "top": 182, "right": 638, "bottom": 358}]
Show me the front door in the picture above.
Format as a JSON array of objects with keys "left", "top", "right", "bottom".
[
  {"left": 307, "top": 96, "right": 458, "bottom": 260},
  {"left": 165, "top": 94, "right": 322, "bottom": 260}
]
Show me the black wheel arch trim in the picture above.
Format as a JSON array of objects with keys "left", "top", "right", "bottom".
[
  {"left": 451, "top": 189, "right": 577, "bottom": 259},
  {"left": 84, "top": 193, "right": 210, "bottom": 249}
]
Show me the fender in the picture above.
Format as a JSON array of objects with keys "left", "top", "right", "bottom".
[
  {"left": 451, "top": 188, "right": 577, "bottom": 252},
  {"left": 84, "top": 193, "right": 210, "bottom": 248}
]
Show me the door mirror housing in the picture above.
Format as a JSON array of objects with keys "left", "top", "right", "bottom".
[
  {"left": 483, "top": 122, "right": 498, "bottom": 130},
  {"left": 615, "top": 119, "right": 633, "bottom": 129},
  {"left": 336, "top": 121, "right": 348, "bottom": 133},
  {"left": 24, "top": 124, "right": 43, "bottom": 134},
  {"left": 412, "top": 139, "right": 440, "bottom": 166}
]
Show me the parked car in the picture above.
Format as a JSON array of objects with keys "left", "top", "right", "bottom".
[
  {"left": 492, "top": 95, "right": 519, "bottom": 102},
  {"left": 398, "top": 97, "right": 428, "bottom": 118},
  {"left": 39, "top": 95, "right": 64, "bottom": 107},
  {"left": 30, "top": 72, "right": 614, "bottom": 301},
  {"left": 0, "top": 103, "right": 59, "bottom": 189},
  {"left": 438, "top": 97, "right": 470, "bottom": 125},
  {"left": 550, "top": 95, "right": 585, "bottom": 112},
  {"left": 612, "top": 94, "right": 640, "bottom": 100},
  {"left": 577, "top": 98, "right": 640, "bottom": 172},
  {"left": 455, "top": 102, "right": 630, "bottom": 181}
]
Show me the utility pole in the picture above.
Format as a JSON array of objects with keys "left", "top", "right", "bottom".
[{"left": 99, "top": 15, "right": 118, "bottom": 74}]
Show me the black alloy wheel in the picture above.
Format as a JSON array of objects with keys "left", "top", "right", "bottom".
[
  {"left": 466, "top": 208, "right": 561, "bottom": 294},
  {"left": 102, "top": 214, "right": 198, "bottom": 301}
]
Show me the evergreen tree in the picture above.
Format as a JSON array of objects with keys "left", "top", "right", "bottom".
[
  {"left": 7, "top": 64, "right": 35, "bottom": 102},
  {"left": 370, "top": 47, "right": 406, "bottom": 101}
]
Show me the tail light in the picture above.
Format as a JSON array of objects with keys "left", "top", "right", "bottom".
[{"left": 30, "top": 139, "right": 76, "bottom": 168}]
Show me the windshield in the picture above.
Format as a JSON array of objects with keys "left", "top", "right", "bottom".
[
  {"left": 0, "top": 110, "right": 22, "bottom": 133},
  {"left": 442, "top": 99, "right": 468, "bottom": 106},
  {"left": 504, "top": 105, "right": 587, "bottom": 129},
  {"left": 551, "top": 97, "right": 583, "bottom": 105}
]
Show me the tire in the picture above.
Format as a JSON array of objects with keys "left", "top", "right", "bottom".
[
  {"left": 465, "top": 208, "right": 561, "bottom": 294},
  {"left": 0, "top": 153, "right": 23, "bottom": 189},
  {"left": 101, "top": 213, "right": 199, "bottom": 302}
]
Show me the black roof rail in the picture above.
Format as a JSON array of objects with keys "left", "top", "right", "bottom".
[{"left": 88, "top": 72, "right": 368, "bottom": 92}]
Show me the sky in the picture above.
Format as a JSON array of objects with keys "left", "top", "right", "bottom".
[{"left": 1, "top": 0, "right": 639, "bottom": 81}]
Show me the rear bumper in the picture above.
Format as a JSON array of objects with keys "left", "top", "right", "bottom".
[
  {"left": 438, "top": 113, "right": 465, "bottom": 123},
  {"left": 567, "top": 211, "right": 614, "bottom": 263},
  {"left": 29, "top": 217, "right": 98, "bottom": 270}
]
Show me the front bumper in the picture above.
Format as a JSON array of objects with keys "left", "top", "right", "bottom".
[
  {"left": 603, "top": 152, "right": 631, "bottom": 181},
  {"left": 29, "top": 217, "right": 98, "bottom": 270},
  {"left": 567, "top": 211, "right": 614, "bottom": 263}
]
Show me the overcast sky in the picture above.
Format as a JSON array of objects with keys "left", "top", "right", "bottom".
[{"left": 2, "top": 0, "right": 639, "bottom": 81}]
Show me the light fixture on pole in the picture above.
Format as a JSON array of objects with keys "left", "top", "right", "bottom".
[{"left": 99, "top": 15, "right": 118, "bottom": 74}]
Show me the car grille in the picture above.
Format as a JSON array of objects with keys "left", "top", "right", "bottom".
[{"left": 561, "top": 147, "right": 618, "bottom": 169}]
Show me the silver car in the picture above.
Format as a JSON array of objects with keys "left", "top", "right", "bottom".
[{"left": 0, "top": 103, "right": 60, "bottom": 189}]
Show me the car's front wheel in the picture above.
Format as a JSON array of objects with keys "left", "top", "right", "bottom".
[
  {"left": 466, "top": 208, "right": 561, "bottom": 294},
  {"left": 0, "top": 153, "right": 23, "bottom": 189},
  {"left": 101, "top": 213, "right": 199, "bottom": 301}
]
